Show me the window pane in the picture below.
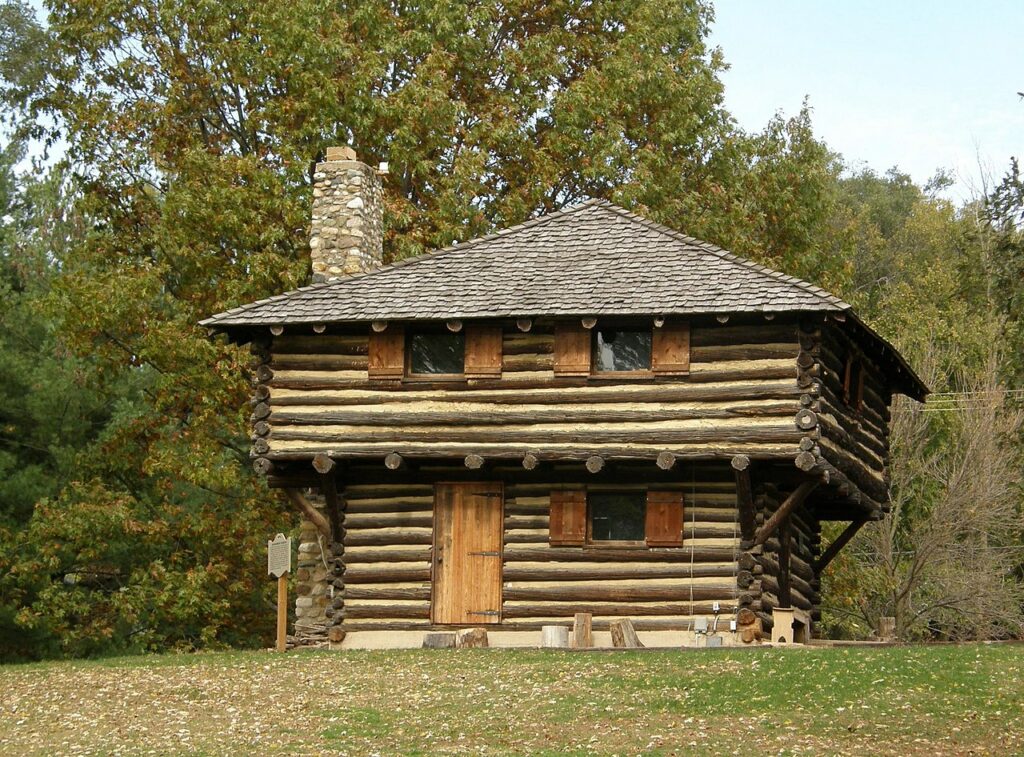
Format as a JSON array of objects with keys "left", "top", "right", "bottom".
[
  {"left": 409, "top": 332, "right": 465, "bottom": 374},
  {"left": 590, "top": 492, "right": 646, "bottom": 542},
  {"left": 593, "top": 330, "right": 652, "bottom": 371}
]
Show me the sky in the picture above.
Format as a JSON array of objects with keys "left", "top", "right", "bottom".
[{"left": 708, "top": 0, "right": 1024, "bottom": 201}]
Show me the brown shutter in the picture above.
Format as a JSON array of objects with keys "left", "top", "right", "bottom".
[
  {"left": 464, "top": 323, "right": 503, "bottom": 379},
  {"left": 549, "top": 489, "right": 586, "bottom": 546},
  {"left": 645, "top": 490, "right": 684, "bottom": 547},
  {"left": 554, "top": 323, "right": 591, "bottom": 376},
  {"left": 652, "top": 322, "right": 690, "bottom": 375},
  {"left": 368, "top": 325, "right": 405, "bottom": 379}
]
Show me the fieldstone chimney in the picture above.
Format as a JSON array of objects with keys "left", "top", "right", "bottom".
[{"left": 309, "top": 145, "right": 384, "bottom": 282}]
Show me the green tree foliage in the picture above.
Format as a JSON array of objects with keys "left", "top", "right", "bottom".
[
  {"left": 0, "top": 0, "right": 846, "bottom": 658},
  {"left": 986, "top": 158, "right": 1024, "bottom": 385},
  {"left": 818, "top": 167, "right": 1024, "bottom": 640}
]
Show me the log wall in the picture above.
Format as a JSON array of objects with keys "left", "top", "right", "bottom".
[
  {"left": 253, "top": 319, "right": 807, "bottom": 466},
  {"left": 332, "top": 462, "right": 742, "bottom": 632}
]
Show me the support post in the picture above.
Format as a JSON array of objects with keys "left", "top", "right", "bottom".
[
  {"left": 813, "top": 516, "right": 869, "bottom": 573},
  {"left": 731, "top": 455, "right": 755, "bottom": 542},
  {"left": 778, "top": 516, "right": 792, "bottom": 608},
  {"left": 276, "top": 574, "right": 288, "bottom": 652},
  {"left": 321, "top": 470, "right": 342, "bottom": 544},
  {"left": 754, "top": 480, "right": 818, "bottom": 546},
  {"left": 285, "top": 489, "right": 332, "bottom": 541}
]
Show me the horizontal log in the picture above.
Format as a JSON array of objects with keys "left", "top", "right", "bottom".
[
  {"left": 344, "top": 565, "right": 432, "bottom": 583},
  {"left": 503, "top": 546, "right": 739, "bottom": 562},
  {"left": 272, "top": 334, "right": 368, "bottom": 355},
  {"left": 268, "top": 362, "right": 799, "bottom": 391},
  {"left": 267, "top": 420, "right": 801, "bottom": 446},
  {"left": 503, "top": 524, "right": 738, "bottom": 544},
  {"left": 502, "top": 601, "right": 737, "bottom": 618},
  {"left": 690, "top": 324, "right": 797, "bottom": 347},
  {"left": 343, "top": 603, "right": 431, "bottom": 619},
  {"left": 266, "top": 380, "right": 804, "bottom": 407},
  {"left": 268, "top": 401, "right": 799, "bottom": 428},
  {"left": 345, "top": 586, "right": 431, "bottom": 600},
  {"left": 501, "top": 562, "right": 736, "bottom": 582},
  {"left": 503, "top": 584, "right": 737, "bottom": 602},
  {"left": 346, "top": 498, "right": 434, "bottom": 515},
  {"left": 343, "top": 547, "right": 433, "bottom": 563},
  {"left": 345, "top": 528, "right": 433, "bottom": 547},
  {"left": 345, "top": 513, "right": 433, "bottom": 529},
  {"left": 272, "top": 354, "right": 368, "bottom": 371}
]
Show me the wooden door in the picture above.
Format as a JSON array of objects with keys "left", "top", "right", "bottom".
[{"left": 432, "top": 482, "right": 504, "bottom": 624}]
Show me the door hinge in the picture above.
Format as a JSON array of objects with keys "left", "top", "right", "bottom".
[
  {"left": 469, "top": 492, "right": 503, "bottom": 498},
  {"left": 468, "top": 551, "right": 501, "bottom": 557},
  {"left": 468, "top": 610, "right": 500, "bottom": 616}
]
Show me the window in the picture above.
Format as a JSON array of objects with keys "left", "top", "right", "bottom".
[
  {"left": 408, "top": 331, "right": 465, "bottom": 376},
  {"left": 592, "top": 329, "right": 652, "bottom": 372},
  {"left": 588, "top": 491, "right": 646, "bottom": 542},
  {"left": 554, "top": 321, "right": 689, "bottom": 377},
  {"left": 842, "top": 353, "right": 864, "bottom": 411},
  {"left": 549, "top": 488, "right": 684, "bottom": 548}
]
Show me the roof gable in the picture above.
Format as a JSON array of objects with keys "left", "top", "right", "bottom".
[{"left": 200, "top": 199, "right": 848, "bottom": 328}]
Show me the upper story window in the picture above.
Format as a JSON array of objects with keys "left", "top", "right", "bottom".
[
  {"left": 368, "top": 322, "right": 503, "bottom": 381},
  {"left": 592, "top": 329, "right": 652, "bottom": 372},
  {"left": 554, "top": 320, "right": 690, "bottom": 378},
  {"left": 842, "top": 353, "right": 865, "bottom": 412},
  {"left": 408, "top": 330, "right": 465, "bottom": 376}
]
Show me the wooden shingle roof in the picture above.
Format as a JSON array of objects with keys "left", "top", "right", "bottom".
[{"left": 201, "top": 199, "right": 849, "bottom": 328}]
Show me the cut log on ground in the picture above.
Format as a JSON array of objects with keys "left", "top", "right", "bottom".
[
  {"left": 573, "top": 613, "right": 593, "bottom": 649},
  {"left": 541, "top": 625, "right": 570, "bottom": 648},
  {"left": 456, "top": 628, "right": 489, "bottom": 649},
  {"left": 610, "top": 618, "right": 644, "bottom": 648}
]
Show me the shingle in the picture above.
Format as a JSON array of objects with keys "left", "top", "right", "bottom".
[{"left": 199, "top": 199, "right": 848, "bottom": 328}]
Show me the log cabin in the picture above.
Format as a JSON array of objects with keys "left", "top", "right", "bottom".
[{"left": 201, "top": 147, "right": 927, "bottom": 648}]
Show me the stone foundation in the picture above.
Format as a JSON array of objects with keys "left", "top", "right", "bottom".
[{"left": 294, "top": 495, "right": 331, "bottom": 636}]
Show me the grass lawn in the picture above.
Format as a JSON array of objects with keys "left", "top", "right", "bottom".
[{"left": 1, "top": 643, "right": 1022, "bottom": 755}]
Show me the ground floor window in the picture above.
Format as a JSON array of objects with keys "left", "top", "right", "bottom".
[
  {"left": 549, "top": 487, "right": 684, "bottom": 547},
  {"left": 588, "top": 491, "right": 646, "bottom": 543}
]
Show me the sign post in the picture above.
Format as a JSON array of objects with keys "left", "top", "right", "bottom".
[{"left": 268, "top": 533, "right": 292, "bottom": 652}]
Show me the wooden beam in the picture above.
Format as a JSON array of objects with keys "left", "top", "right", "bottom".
[
  {"left": 464, "top": 453, "right": 485, "bottom": 470},
  {"left": 320, "top": 470, "right": 342, "bottom": 542},
  {"left": 656, "top": 451, "right": 676, "bottom": 471},
  {"left": 731, "top": 455, "right": 756, "bottom": 542},
  {"left": 754, "top": 480, "right": 819, "bottom": 546},
  {"left": 585, "top": 455, "right": 605, "bottom": 474},
  {"left": 522, "top": 452, "right": 539, "bottom": 470},
  {"left": 284, "top": 488, "right": 331, "bottom": 541},
  {"left": 312, "top": 452, "right": 335, "bottom": 474},
  {"left": 778, "top": 516, "right": 792, "bottom": 608},
  {"left": 384, "top": 452, "right": 405, "bottom": 471},
  {"left": 813, "top": 517, "right": 869, "bottom": 573}
]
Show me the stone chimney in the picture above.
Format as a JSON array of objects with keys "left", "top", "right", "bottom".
[{"left": 309, "top": 146, "right": 384, "bottom": 282}]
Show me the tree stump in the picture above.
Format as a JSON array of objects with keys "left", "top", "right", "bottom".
[
  {"left": 877, "top": 616, "right": 897, "bottom": 642},
  {"left": 456, "top": 628, "right": 489, "bottom": 649},
  {"left": 541, "top": 625, "right": 570, "bottom": 648},
  {"left": 422, "top": 632, "right": 456, "bottom": 649},
  {"left": 610, "top": 619, "right": 643, "bottom": 648},
  {"left": 572, "top": 613, "right": 593, "bottom": 649}
]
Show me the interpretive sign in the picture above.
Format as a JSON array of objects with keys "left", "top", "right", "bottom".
[{"left": 268, "top": 533, "right": 292, "bottom": 578}]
